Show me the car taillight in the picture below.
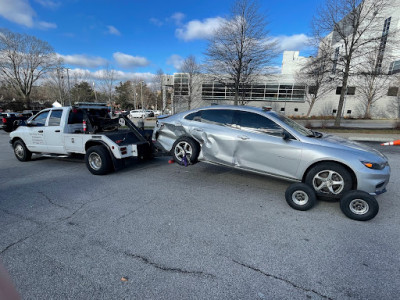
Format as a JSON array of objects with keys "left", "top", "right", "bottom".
[
  {"left": 2, "top": 118, "right": 6, "bottom": 123},
  {"left": 120, "top": 147, "right": 127, "bottom": 155}
]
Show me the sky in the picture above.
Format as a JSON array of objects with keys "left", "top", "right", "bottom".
[{"left": 0, "top": 0, "right": 321, "bottom": 83}]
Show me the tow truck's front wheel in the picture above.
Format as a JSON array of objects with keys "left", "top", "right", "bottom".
[
  {"left": 13, "top": 140, "right": 32, "bottom": 162},
  {"left": 85, "top": 145, "right": 112, "bottom": 175}
]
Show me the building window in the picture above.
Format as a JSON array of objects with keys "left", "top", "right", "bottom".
[
  {"left": 336, "top": 86, "right": 355, "bottom": 95},
  {"left": 201, "top": 82, "right": 305, "bottom": 101},
  {"left": 388, "top": 87, "right": 399, "bottom": 96},
  {"left": 173, "top": 73, "right": 189, "bottom": 96},
  {"left": 332, "top": 109, "right": 337, "bottom": 114},
  {"left": 389, "top": 60, "right": 400, "bottom": 75},
  {"left": 294, "top": 108, "right": 298, "bottom": 112},
  {"left": 375, "top": 17, "right": 391, "bottom": 73},
  {"left": 347, "top": 110, "right": 351, "bottom": 114},
  {"left": 280, "top": 107, "right": 285, "bottom": 112}
]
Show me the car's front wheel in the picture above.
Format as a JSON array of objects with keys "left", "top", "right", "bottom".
[
  {"left": 305, "top": 162, "right": 353, "bottom": 199},
  {"left": 85, "top": 145, "right": 112, "bottom": 175},
  {"left": 13, "top": 140, "right": 32, "bottom": 162},
  {"left": 172, "top": 137, "right": 200, "bottom": 166}
]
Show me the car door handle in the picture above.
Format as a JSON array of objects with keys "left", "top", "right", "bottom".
[
  {"left": 193, "top": 128, "right": 203, "bottom": 132},
  {"left": 55, "top": 130, "right": 60, "bottom": 132},
  {"left": 238, "top": 135, "right": 249, "bottom": 140},
  {"left": 38, "top": 130, "right": 43, "bottom": 133},
  {"left": 174, "top": 122, "right": 182, "bottom": 126}
]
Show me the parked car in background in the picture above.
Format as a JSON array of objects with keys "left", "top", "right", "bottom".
[
  {"left": 153, "top": 105, "right": 390, "bottom": 200},
  {"left": 1, "top": 112, "right": 34, "bottom": 132},
  {"left": 130, "top": 109, "right": 152, "bottom": 118}
]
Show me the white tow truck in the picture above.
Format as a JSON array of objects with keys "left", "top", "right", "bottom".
[{"left": 9, "top": 103, "right": 153, "bottom": 175}]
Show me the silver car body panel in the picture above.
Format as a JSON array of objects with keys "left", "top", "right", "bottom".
[{"left": 153, "top": 105, "right": 390, "bottom": 195}]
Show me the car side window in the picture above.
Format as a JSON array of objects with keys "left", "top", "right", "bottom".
[
  {"left": 48, "top": 110, "right": 63, "bottom": 126},
  {"left": 200, "top": 109, "right": 234, "bottom": 126},
  {"left": 185, "top": 111, "right": 200, "bottom": 121},
  {"left": 31, "top": 111, "right": 49, "bottom": 126},
  {"left": 236, "top": 111, "right": 282, "bottom": 136}
]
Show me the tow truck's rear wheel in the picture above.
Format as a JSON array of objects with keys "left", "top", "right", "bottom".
[
  {"left": 340, "top": 190, "right": 379, "bottom": 221},
  {"left": 13, "top": 140, "right": 32, "bottom": 162},
  {"left": 85, "top": 145, "right": 112, "bottom": 175}
]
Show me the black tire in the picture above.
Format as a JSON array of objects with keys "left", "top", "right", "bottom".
[
  {"left": 285, "top": 183, "right": 317, "bottom": 211},
  {"left": 340, "top": 190, "right": 379, "bottom": 221},
  {"left": 13, "top": 140, "right": 32, "bottom": 162},
  {"left": 85, "top": 145, "right": 112, "bottom": 175},
  {"left": 172, "top": 137, "right": 200, "bottom": 166},
  {"left": 305, "top": 162, "right": 352, "bottom": 199}
]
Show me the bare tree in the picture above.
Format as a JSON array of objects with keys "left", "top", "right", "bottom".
[
  {"left": 205, "top": 0, "right": 277, "bottom": 105},
  {"left": 99, "top": 64, "right": 116, "bottom": 105},
  {"left": 312, "top": 0, "right": 397, "bottom": 125},
  {"left": 153, "top": 68, "right": 164, "bottom": 111},
  {"left": 0, "top": 29, "right": 58, "bottom": 109},
  {"left": 296, "top": 46, "right": 336, "bottom": 117},
  {"left": 354, "top": 46, "right": 392, "bottom": 118},
  {"left": 179, "top": 55, "right": 201, "bottom": 110}
]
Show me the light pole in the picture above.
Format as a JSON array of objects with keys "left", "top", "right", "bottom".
[
  {"left": 140, "top": 81, "right": 144, "bottom": 109},
  {"left": 93, "top": 82, "right": 98, "bottom": 102}
]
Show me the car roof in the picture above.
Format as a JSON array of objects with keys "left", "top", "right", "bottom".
[{"left": 187, "top": 105, "right": 273, "bottom": 115}]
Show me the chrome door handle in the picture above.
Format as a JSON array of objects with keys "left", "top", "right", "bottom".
[
  {"left": 38, "top": 130, "right": 43, "bottom": 133},
  {"left": 193, "top": 128, "right": 203, "bottom": 132},
  {"left": 238, "top": 135, "right": 249, "bottom": 140},
  {"left": 55, "top": 130, "right": 60, "bottom": 132}
]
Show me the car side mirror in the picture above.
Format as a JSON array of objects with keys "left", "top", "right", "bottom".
[{"left": 282, "top": 130, "right": 291, "bottom": 140}]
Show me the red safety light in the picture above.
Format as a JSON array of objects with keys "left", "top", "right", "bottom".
[
  {"left": 83, "top": 120, "right": 87, "bottom": 133},
  {"left": 2, "top": 117, "right": 6, "bottom": 123},
  {"left": 115, "top": 140, "right": 123, "bottom": 144},
  {"left": 120, "top": 147, "right": 127, "bottom": 155}
]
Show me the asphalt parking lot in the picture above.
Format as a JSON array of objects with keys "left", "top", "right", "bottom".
[{"left": 1, "top": 130, "right": 399, "bottom": 300}]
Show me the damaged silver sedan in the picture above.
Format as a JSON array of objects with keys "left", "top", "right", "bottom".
[{"left": 152, "top": 105, "right": 390, "bottom": 199}]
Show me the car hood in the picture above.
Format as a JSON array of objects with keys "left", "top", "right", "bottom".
[{"left": 305, "top": 133, "right": 387, "bottom": 160}]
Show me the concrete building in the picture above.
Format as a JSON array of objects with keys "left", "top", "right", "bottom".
[{"left": 164, "top": 1, "right": 400, "bottom": 118}]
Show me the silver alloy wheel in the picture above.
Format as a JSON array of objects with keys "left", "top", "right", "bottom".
[
  {"left": 88, "top": 152, "right": 102, "bottom": 171},
  {"left": 14, "top": 144, "right": 24, "bottom": 159},
  {"left": 349, "top": 199, "right": 369, "bottom": 215},
  {"left": 174, "top": 141, "right": 192, "bottom": 162},
  {"left": 292, "top": 190, "right": 309, "bottom": 206},
  {"left": 312, "top": 170, "right": 345, "bottom": 195}
]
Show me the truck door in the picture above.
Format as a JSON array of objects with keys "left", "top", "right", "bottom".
[
  {"left": 43, "top": 109, "right": 64, "bottom": 154},
  {"left": 24, "top": 110, "right": 50, "bottom": 153}
]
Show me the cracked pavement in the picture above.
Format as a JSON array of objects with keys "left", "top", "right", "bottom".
[{"left": 1, "top": 131, "right": 400, "bottom": 299}]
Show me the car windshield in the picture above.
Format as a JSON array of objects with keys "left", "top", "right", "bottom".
[{"left": 273, "top": 113, "right": 314, "bottom": 137}]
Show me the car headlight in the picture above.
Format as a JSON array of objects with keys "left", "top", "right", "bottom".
[{"left": 361, "top": 161, "right": 387, "bottom": 170}]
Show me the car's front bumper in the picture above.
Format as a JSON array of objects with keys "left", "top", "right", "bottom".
[{"left": 357, "top": 165, "right": 390, "bottom": 196}]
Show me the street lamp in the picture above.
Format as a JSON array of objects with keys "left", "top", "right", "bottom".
[{"left": 140, "top": 81, "right": 144, "bottom": 109}]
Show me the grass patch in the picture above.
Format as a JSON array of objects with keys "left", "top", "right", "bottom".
[{"left": 315, "top": 128, "right": 400, "bottom": 134}]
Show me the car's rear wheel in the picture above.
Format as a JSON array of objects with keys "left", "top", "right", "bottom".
[
  {"left": 172, "top": 137, "right": 200, "bottom": 166},
  {"left": 305, "top": 162, "right": 352, "bottom": 199},
  {"left": 13, "top": 140, "right": 32, "bottom": 162},
  {"left": 340, "top": 190, "right": 379, "bottom": 221},
  {"left": 85, "top": 145, "right": 112, "bottom": 175}
]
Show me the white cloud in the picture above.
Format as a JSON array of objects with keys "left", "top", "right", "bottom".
[
  {"left": 0, "top": 0, "right": 56, "bottom": 29},
  {"left": 275, "top": 34, "right": 312, "bottom": 52},
  {"left": 0, "top": 0, "right": 35, "bottom": 27},
  {"left": 34, "top": 0, "right": 61, "bottom": 9},
  {"left": 176, "top": 17, "right": 225, "bottom": 41},
  {"left": 38, "top": 21, "right": 57, "bottom": 29},
  {"left": 150, "top": 18, "right": 163, "bottom": 26},
  {"left": 170, "top": 12, "right": 185, "bottom": 26},
  {"left": 106, "top": 25, "right": 121, "bottom": 36},
  {"left": 113, "top": 52, "right": 150, "bottom": 68},
  {"left": 69, "top": 68, "right": 155, "bottom": 83},
  {"left": 57, "top": 54, "right": 108, "bottom": 68},
  {"left": 166, "top": 54, "right": 184, "bottom": 70}
]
